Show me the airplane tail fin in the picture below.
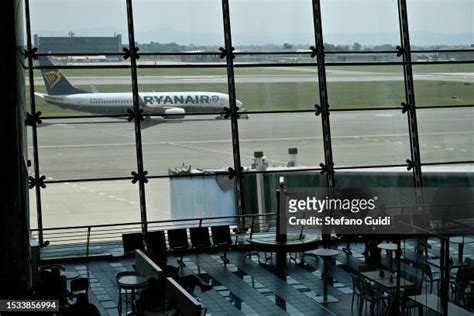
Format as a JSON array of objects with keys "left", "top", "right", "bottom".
[{"left": 38, "top": 56, "right": 88, "bottom": 96}]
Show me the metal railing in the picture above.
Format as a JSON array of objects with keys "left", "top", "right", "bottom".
[{"left": 30, "top": 213, "right": 283, "bottom": 260}]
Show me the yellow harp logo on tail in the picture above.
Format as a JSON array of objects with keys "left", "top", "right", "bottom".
[{"left": 44, "top": 71, "right": 62, "bottom": 89}]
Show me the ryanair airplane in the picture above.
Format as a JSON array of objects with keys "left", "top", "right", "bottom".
[{"left": 35, "top": 56, "right": 244, "bottom": 120}]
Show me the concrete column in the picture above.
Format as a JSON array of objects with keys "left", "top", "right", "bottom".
[{"left": 0, "top": 0, "right": 30, "bottom": 298}]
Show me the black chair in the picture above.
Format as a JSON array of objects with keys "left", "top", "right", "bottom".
[
  {"left": 450, "top": 266, "right": 474, "bottom": 306},
  {"left": 190, "top": 227, "right": 212, "bottom": 250},
  {"left": 70, "top": 277, "right": 89, "bottom": 301},
  {"left": 419, "top": 260, "right": 441, "bottom": 293},
  {"left": 167, "top": 229, "right": 190, "bottom": 267},
  {"left": 122, "top": 233, "right": 144, "bottom": 256},
  {"left": 361, "top": 278, "right": 390, "bottom": 316},
  {"left": 465, "top": 257, "right": 474, "bottom": 267},
  {"left": 400, "top": 272, "right": 424, "bottom": 315},
  {"left": 351, "top": 273, "right": 364, "bottom": 313},
  {"left": 211, "top": 225, "right": 233, "bottom": 265},
  {"left": 146, "top": 231, "right": 167, "bottom": 253}
]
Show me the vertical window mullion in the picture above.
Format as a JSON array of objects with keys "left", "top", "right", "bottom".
[
  {"left": 125, "top": 0, "right": 148, "bottom": 236},
  {"left": 221, "top": 0, "right": 244, "bottom": 218}
]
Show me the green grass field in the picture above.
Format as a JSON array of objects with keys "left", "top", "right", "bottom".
[{"left": 29, "top": 65, "right": 474, "bottom": 116}]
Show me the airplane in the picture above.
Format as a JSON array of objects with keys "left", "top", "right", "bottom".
[{"left": 35, "top": 56, "right": 245, "bottom": 120}]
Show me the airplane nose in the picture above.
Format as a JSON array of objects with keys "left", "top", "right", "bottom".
[{"left": 236, "top": 100, "right": 243, "bottom": 109}]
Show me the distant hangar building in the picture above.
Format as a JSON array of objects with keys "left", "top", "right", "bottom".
[{"left": 34, "top": 34, "right": 122, "bottom": 58}]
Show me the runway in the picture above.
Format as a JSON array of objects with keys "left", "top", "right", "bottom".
[
  {"left": 28, "top": 108, "right": 473, "bottom": 228},
  {"left": 31, "top": 69, "right": 474, "bottom": 86}
]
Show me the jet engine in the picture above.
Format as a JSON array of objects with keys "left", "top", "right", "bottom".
[{"left": 163, "top": 107, "right": 185, "bottom": 119}]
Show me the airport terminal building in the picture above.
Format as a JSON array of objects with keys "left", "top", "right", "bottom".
[{"left": 2, "top": 0, "right": 474, "bottom": 315}]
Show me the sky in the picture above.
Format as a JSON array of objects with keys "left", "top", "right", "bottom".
[{"left": 28, "top": 0, "right": 474, "bottom": 46}]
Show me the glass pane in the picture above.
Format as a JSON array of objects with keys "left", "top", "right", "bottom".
[
  {"left": 418, "top": 107, "right": 474, "bottom": 164},
  {"left": 27, "top": 127, "right": 38, "bottom": 229},
  {"left": 137, "top": 67, "right": 229, "bottom": 116},
  {"left": 141, "top": 115, "right": 233, "bottom": 176},
  {"left": 412, "top": 50, "right": 474, "bottom": 63},
  {"left": 326, "top": 65, "right": 406, "bottom": 109},
  {"left": 321, "top": 0, "right": 401, "bottom": 49},
  {"left": 407, "top": 0, "right": 474, "bottom": 48},
  {"left": 413, "top": 64, "right": 474, "bottom": 106},
  {"left": 34, "top": 63, "right": 133, "bottom": 117},
  {"left": 41, "top": 180, "right": 140, "bottom": 228},
  {"left": 238, "top": 112, "right": 324, "bottom": 168},
  {"left": 133, "top": 0, "right": 224, "bottom": 51},
  {"left": 136, "top": 55, "right": 224, "bottom": 66},
  {"left": 30, "top": 0, "right": 128, "bottom": 54},
  {"left": 27, "top": 126, "right": 35, "bottom": 177},
  {"left": 146, "top": 177, "right": 236, "bottom": 221},
  {"left": 422, "top": 164, "right": 474, "bottom": 186},
  {"left": 234, "top": 53, "right": 314, "bottom": 64},
  {"left": 422, "top": 164, "right": 474, "bottom": 238},
  {"left": 331, "top": 109, "right": 411, "bottom": 167},
  {"left": 38, "top": 118, "right": 137, "bottom": 180},
  {"left": 230, "top": 0, "right": 314, "bottom": 51},
  {"left": 335, "top": 167, "right": 414, "bottom": 187},
  {"left": 235, "top": 67, "right": 319, "bottom": 111},
  {"left": 325, "top": 53, "right": 401, "bottom": 64},
  {"left": 29, "top": 188, "right": 38, "bottom": 230},
  {"left": 242, "top": 171, "right": 327, "bottom": 215}
]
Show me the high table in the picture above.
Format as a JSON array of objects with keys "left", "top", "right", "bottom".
[
  {"left": 361, "top": 270, "right": 415, "bottom": 291},
  {"left": 60, "top": 271, "right": 80, "bottom": 280},
  {"left": 409, "top": 294, "right": 472, "bottom": 316},
  {"left": 39, "top": 267, "right": 80, "bottom": 280},
  {"left": 246, "top": 236, "right": 321, "bottom": 264},
  {"left": 117, "top": 275, "right": 147, "bottom": 315},
  {"left": 377, "top": 243, "right": 398, "bottom": 271},
  {"left": 310, "top": 249, "right": 339, "bottom": 304}
]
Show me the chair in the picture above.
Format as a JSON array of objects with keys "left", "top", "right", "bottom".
[
  {"left": 70, "top": 277, "right": 89, "bottom": 301},
  {"left": 116, "top": 270, "right": 141, "bottom": 315},
  {"left": 466, "top": 290, "right": 474, "bottom": 310},
  {"left": 415, "top": 237, "right": 431, "bottom": 258},
  {"left": 146, "top": 231, "right": 167, "bottom": 253},
  {"left": 361, "top": 278, "right": 390, "bottom": 316},
  {"left": 400, "top": 272, "right": 424, "bottom": 315},
  {"left": 167, "top": 229, "right": 190, "bottom": 267},
  {"left": 465, "top": 257, "right": 474, "bottom": 267},
  {"left": 419, "top": 260, "right": 441, "bottom": 293},
  {"left": 190, "top": 227, "right": 212, "bottom": 250},
  {"left": 211, "top": 225, "right": 233, "bottom": 265},
  {"left": 351, "top": 273, "right": 364, "bottom": 314},
  {"left": 122, "top": 232, "right": 144, "bottom": 256},
  {"left": 450, "top": 267, "right": 474, "bottom": 306}
]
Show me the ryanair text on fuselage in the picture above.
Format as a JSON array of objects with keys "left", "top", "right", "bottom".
[{"left": 143, "top": 95, "right": 220, "bottom": 106}]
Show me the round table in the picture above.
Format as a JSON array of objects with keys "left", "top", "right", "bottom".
[
  {"left": 118, "top": 275, "right": 147, "bottom": 315},
  {"left": 61, "top": 271, "right": 80, "bottom": 280},
  {"left": 377, "top": 242, "right": 398, "bottom": 271},
  {"left": 39, "top": 268, "right": 79, "bottom": 280},
  {"left": 312, "top": 249, "right": 339, "bottom": 303}
]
